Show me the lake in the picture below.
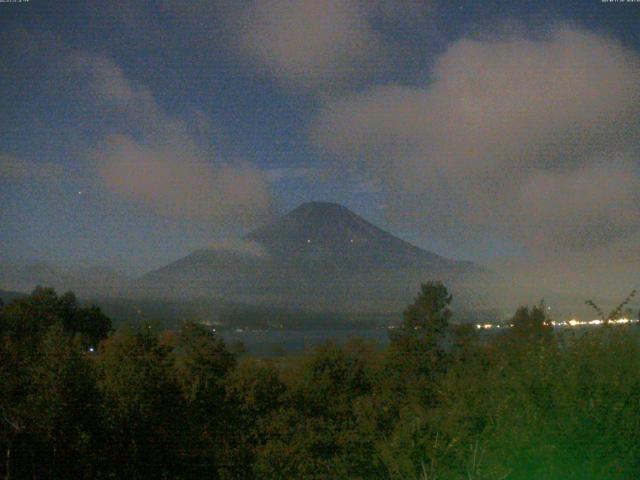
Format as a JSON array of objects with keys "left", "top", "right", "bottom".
[{"left": 220, "top": 327, "right": 391, "bottom": 355}]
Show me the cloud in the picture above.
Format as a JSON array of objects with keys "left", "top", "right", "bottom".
[
  {"left": 75, "top": 55, "right": 145, "bottom": 107},
  {"left": 94, "top": 134, "right": 272, "bottom": 223},
  {"left": 235, "top": 0, "right": 384, "bottom": 88},
  {"left": 71, "top": 54, "right": 187, "bottom": 138},
  {"left": 72, "top": 54, "right": 274, "bottom": 223},
  {"left": 312, "top": 26, "right": 640, "bottom": 254},
  {"left": 82, "top": 0, "right": 432, "bottom": 92},
  {"left": 516, "top": 160, "right": 639, "bottom": 250},
  {"left": 490, "top": 231, "right": 640, "bottom": 299},
  {"left": 0, "top": 30, "right": 274, "bottom": 225}
]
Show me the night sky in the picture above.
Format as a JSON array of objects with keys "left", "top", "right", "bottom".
[{"left": 1, "top": 0, "right": 639, "bottom": 295}]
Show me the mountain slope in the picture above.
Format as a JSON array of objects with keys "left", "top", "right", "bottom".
[
  {"left": 136, "top": 202, "right": 490, "bottom": 313},
  {"left": 247, "top": 202, "right": 453, "bottom": 270}
]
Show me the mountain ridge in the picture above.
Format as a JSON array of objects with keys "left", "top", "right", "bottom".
[{"left": 136, "top": 202, "right": 489, "bottom": 313}]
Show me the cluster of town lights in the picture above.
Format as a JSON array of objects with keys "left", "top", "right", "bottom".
[{"left": 476, "top": 317, "right": 637, "bottom": 330}]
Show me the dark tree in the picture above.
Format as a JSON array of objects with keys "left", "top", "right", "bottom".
[
  {"left": 508, "top": 302, "right": 553, "bottom": 342},
  {"left": 175, "top": 321, "right": 236, "bottom": 479},
  {"left": 397, "top": 281, "right": 453, "bottom": 340},
  {"left": 386, "top": 282, "right": 453, "bottom": 406},
  {"left": 96, "top": 327, "right": 186, "bottom": 479},
  {"left": 0, "top": 287, "right": 111, "bottom": 346}
]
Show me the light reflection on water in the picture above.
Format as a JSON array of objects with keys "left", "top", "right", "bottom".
[{"left": 221, "top": 319, "right": 639, "bottom": 356}]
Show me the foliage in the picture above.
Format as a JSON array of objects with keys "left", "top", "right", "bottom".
[
  {"left": 3, "top": 284, "right": 640, "bottom": 479},
  {"left": 95, "top": 327, "right": 187, "bottom": 479},
  {"left": 505, "top": 301, "right": 554, "bottom": 345},
  {"left": 174, "top": 321, "right": 236, "bottom": 478},
  {"left": 0, "top": 286, "right": 111, "bottom": 346},
  {"left": 393, "top": 281, "right": 453, "bottom": 341},
  {"left": 386, "top": 281, "right": 453, "bottom": 407}
]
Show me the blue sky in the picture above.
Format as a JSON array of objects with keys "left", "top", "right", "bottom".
[{"left": 1, "top": 0, "right": 639, "bottom": 292}]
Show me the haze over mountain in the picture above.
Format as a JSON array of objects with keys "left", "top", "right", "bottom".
[
  {"left": 0, "top": 262, "right": 131, "bottom": 298},
  {"left": 2, "top": 202, "right": 629, "bottom": 321},
  {"left": 136, "top": 202, "right": 493, "bottom": 314}
]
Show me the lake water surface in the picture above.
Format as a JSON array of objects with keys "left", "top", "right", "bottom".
[{"left": 220, "top": 328, "right": 391, "bottom": 355}]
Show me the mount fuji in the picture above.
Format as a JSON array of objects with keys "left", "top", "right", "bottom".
[{"left": 135, "top": 202, "right": 492, "bottom": 314}]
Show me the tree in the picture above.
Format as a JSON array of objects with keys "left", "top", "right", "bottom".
[
  {"left": 0, "top": 287, "right": 111, "bottom": 346},
  {"left": 96, "top": 327, "right": 186, "bottom": 479},
  {"left": 223, "top": 358, "right": 286, "bottom": 479},
  {"left": 174, "top": 321, "right": 236, "bottom": 478},
  {"left": 256, "top": 342, "right": 380, "bottom": 479},
  {"left": 508, "top": 301, "right": 553, "bottom": 342},
  {"left": 0, "top": 288, "right": 112, "bottom": 479},
  {"left": 385, "top": 282, "right": 453, "bottom": 406},
  {"left": 0, "top": 319, "right": 102, "bottom": 479},
  {"left": 395, "top": 281, "right": 453, "bottom": 341},
  {"left": 23, "top": 325, "right": 102, "bottom": 478}
]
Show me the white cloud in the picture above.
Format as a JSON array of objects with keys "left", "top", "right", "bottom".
[
  {"left": 75, "top": 55, "right": 143, "bottom": 107},
  {"left": 2, "top": 26, "right": 275, "bottom": 230},
  {"left": 73, "top": 54, "right": 274, "bottom": 223},
  {"left": 236, "top": 0, "right": 384, "bottom": 88},
  {"left": 312, "top": 26, "right": 640, "bottom": 252},
  {"left": 72, "top": 54, "right": 191, "bottom": 139},
  {"left": 490, "top": 231, "right": 640, "bottom": 299},
  {"left": 516, "top": 160, "right": 640, "bottom": 250},
  {"left": 95, "top": 134, "right": 272, "bottom": 222},
  {"left": 88, "top": 0, "right": 431, "bottom": 91}
]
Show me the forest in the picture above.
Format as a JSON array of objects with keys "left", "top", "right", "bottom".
[{"left": 2, "top": 283, "right": 640, "bottom": 479}]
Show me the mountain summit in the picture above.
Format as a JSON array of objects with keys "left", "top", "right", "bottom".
[
  {"left": 245, "top": 201, "right": 471, "bottom": 272},
  {"left": 248, "top": 202, "right": 379, "bottom": 247},
  {"left": 137, "top": 202, "right": 488, "bottom": 313}
]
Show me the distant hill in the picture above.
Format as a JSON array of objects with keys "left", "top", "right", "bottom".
[
  {"left": 0, "top": 262, "right": 60, "bottom": 293},
  {"left": 0, "top": 262, "right": 131, "bottom": 298},
  {"left": 0, "top": 288, "right": 28, "bottom": 304},
  {"left": 136, "top": 202, "right": 494, "bottom": 315}
]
